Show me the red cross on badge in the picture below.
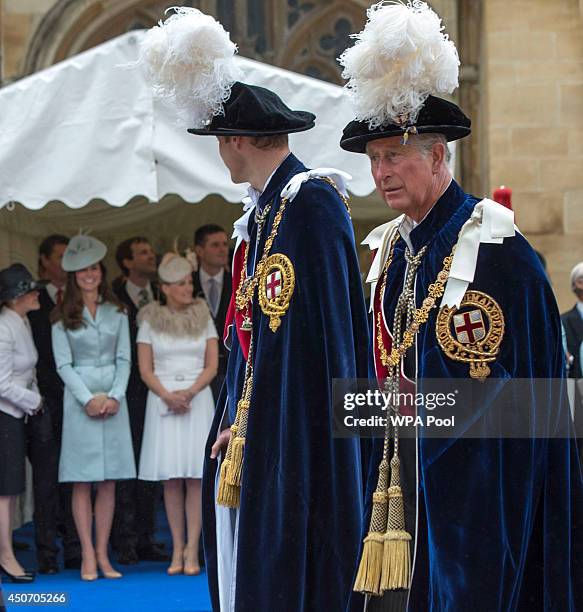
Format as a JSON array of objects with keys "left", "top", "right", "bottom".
[
  {"left": 453, "top": 309, "right": 486, "bottom": 344},
  {"left": 266, "top": 270, "right": 282, "bottom": 300}
]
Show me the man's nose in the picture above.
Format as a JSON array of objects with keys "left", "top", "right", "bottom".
[{"left": 375, "top": 161, "right": 392, "bottom": 182}]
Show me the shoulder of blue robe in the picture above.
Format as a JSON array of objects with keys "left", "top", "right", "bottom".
[
  {"left": 280, "top": 177, "right": 370, "bottom": 381},
  {"left": 416, "top": 225, "right": 583, "bottom": 610}
]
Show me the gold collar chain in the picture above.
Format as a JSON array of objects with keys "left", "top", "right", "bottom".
[
  {"left": 234, "top": 177, "right": 351, "bottom": 313},
  {"left": 376, "top": 234, "right": 456, "bottom": 369},
  {"left": 235, "top": 196, "right": 291, "bottom": 311}
]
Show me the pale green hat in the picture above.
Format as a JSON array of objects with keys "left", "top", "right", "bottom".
[{"left": 62, "top": 233, "right": 107, "bottom": 272}]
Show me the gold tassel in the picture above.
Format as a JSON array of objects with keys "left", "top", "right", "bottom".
[
  {"left": 217, "top": 420, "right": 240, "bottom": 507},
  {"left": 226, "top": 396, "right": 250, "bottom": 486},
  {"left": 216, "top": 459, "right": 240, "bottom": 508},
  {"left": 354, "top": 531, "right": 385, "bottom": 595},
  {"left": 217, "top": 338, "right": 253, "bottom": 508},
  {"left": 217, "top": 359, "right": 253, "bottom": 508},
  {"left": 382, "top": 529, "right": 411, "bottom": 590},
  {"left": 353, "top": 460, "right": 389, "bottom": 595},
  {"left": 381, "top": 455, "right": 412, "bottom": 591},
  {"left": 227, "top": 436, "right": 245, "bottom": 486}
]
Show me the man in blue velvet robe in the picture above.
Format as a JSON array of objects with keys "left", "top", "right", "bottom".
[
  {"left": 188, "top": 82, "right": 369, "bottom": 611},
  {"left": 339, "top": 68, "right": 583, "bottom": 612}
]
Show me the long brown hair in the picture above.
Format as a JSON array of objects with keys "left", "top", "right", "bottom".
[{"left": 51, "top": 262, "right": 125, "bottom": 330}]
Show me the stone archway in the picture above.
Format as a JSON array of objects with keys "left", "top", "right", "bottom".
[
  {"left": 22, "top": 0, "right": 186, "bottom": 75},
  {"left": 276, "top": 1, "right": 367, "bottom": 84}
]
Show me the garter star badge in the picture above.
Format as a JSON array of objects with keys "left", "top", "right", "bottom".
[
  {"left": 259, "top": 253, "right": 295, "bottom": 332},
  {"left": 436, "top": 290, "right": 504, "bottom": 381}
]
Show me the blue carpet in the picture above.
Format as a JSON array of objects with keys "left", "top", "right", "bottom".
[{"left": 1, "top": 510, "right": 212, "bottom": 612}]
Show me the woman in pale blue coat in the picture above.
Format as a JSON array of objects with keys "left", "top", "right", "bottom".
[{"left": 51, "top": 234, "right": 135, "bottom": 581}]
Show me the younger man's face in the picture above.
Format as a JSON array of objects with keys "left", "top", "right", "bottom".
[
  {"left": 41, "top": 243, "right": 67, "bottom": 285},
  {"left": 217, "top": 136, "right": 248, "bottom": 184},
  {"left": 196, "top": 232, "right": 229, "bottom": 269},
  {"left": 126, "top": 241, "right": 157, "bottom": 278}
]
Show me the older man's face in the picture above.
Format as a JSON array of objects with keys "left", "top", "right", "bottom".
[{"left": 367, "top": 136, "right": 437, "bottom": 219}]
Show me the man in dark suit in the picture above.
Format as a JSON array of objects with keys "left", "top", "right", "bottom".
[
  {"left": 111, "top": 236, "right": 168, "bottom": 565},
  {"left": 28, "top": 234, "right": 80, "bottom": 573},
  {"left": 562, "top": 262, "right": 583, "bottom": 379},
  {"left": 192, "top": 224, "right": 231, "bottom": 401}
]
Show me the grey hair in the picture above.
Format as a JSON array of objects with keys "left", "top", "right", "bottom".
[
  {"left": 570, "top": 262, "right": 583, "bottom": 292},
  {"left": 413, "top": 133, "right": 451, "bottom": 163}
]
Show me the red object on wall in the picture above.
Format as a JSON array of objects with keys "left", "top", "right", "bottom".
[{"left": 492, "top": 185, "right": 512, "bottom": 210}]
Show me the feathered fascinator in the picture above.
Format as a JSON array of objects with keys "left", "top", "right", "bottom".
[
  {"left": 158, "top": 252, "right": 193, "bottom": 284},
  {"left": 136, "top": 6, "right": 242, "bottom": 127},
  {"left": 338, "top": 0, "right": 460, "bottom": 129}
]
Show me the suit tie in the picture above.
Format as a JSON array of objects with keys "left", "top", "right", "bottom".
[
  {"left": 207, "top": 277, "right": 219, "bottom": 317},
  {"left": 137, "top": 288, "right": 150, "bottom": 309}
]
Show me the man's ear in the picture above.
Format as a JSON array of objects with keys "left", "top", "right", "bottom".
[
  {"left": 122, "top": 257, "right": 133, "bottom": 272},
  {"left": 432, "top": 142, "right": 446, "bottom": 172},
  {"left": 233, "top": 135, "right": 247, "bottom": 151},
  {"left": 194, "top": 244, "right": 204, "bottom": 258}
]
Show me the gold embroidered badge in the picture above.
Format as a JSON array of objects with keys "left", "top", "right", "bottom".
[
  {"left": 436, "top": 290, "right": 505, "bottom": 381},
  {"left": 258, "top": 253, "right": 295, "bottom": 332}
]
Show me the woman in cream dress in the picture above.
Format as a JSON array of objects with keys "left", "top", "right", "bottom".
[{"left": 138, "top": 253, "right": 218, "bottom": 576}]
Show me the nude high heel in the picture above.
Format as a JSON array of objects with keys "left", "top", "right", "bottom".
[
  {"left": 80, "top": 558, "right": 97, "bottom": 582},
  {"left": 96, "top": 558, "right": 122, "bottom": 579},
  {"left": 183, "top": 548, "right": 201, "bottom": 576},
  {"left": 167, "top": 549, "right": 184, "bottom": 575}
]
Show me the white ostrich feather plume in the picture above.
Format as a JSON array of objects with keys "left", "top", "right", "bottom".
[
  {"left": 338, "top": 1, "right": 459, "bottom": 129},
  {"left": 137, "top": 6, "right": 242, "bottom": 127}
]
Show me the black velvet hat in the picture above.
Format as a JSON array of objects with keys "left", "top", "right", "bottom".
[
  {"left": 0, "top": 264, "right": 46, "bottom": 302},
  {"left": 340, "top": 95, "right": 471, "bottom": 154},
  {"left": 188, "top": 82, "right": 316, "bottom": 137}
]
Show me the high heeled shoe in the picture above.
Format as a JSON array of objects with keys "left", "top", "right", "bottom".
[
  {"left": 100, "top": 568, "right": 122, "bottom": 579},
  {"left": 166, "top": 562, "right": 183, "bottom": 576},
  {"left": 182, "top": 549, "right": 200, "bottom": 576},
  {"left": 0, "top": 562, "right": 36, "bottom": 583},
  {"left": 96, "top": 560, "right": 122, "bottom": 579},
  {"left": 80, "top": 559, "right": 98, "bottom": 581}
]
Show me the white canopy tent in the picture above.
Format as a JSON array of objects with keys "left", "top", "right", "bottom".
[{"left": 0, "top": 31, "right": 390, "bottom": 273}]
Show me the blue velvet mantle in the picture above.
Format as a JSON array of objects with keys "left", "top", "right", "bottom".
[
  {"left": 365, "top": 180, "right": 583, "bottom": 611},
  {"left": 202, "top": 154, "right": 370, "bottom": 612}
]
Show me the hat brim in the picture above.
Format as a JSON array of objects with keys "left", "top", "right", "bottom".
[
  {"left": 340, "top": 124, "right": 471, "bottom": 153},
  {"left": 62, "top": 243, "right": 107, "bottom": 272},
  {"left": 187, "top": 122, "right": 315, "bottom": 137},
  {"left": 0, "top": 280, "right": 47, "bottom": 302}
]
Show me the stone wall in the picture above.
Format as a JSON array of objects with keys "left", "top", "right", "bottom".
[{"left": 485, "top": 0, "right": 583, "bottom": 311}]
